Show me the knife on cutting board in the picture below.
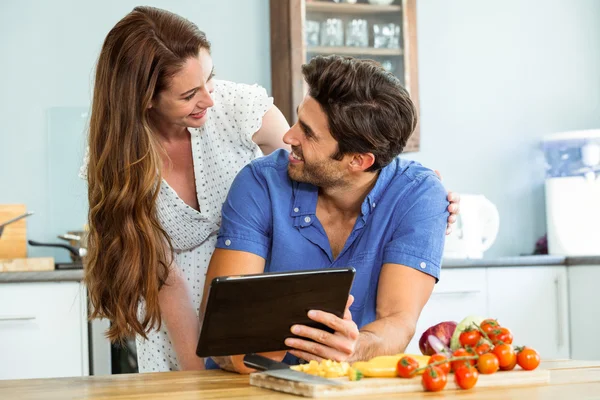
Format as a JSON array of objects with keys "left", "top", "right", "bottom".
[{"left": 243, "top": 354, "right": 344, "bottom": 386}]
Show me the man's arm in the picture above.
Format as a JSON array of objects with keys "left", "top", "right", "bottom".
[
  {"left": 200, "top": 249, "right": 266, "bottom": 313},
  {"left": 351, "top": 264, "right": 435, "bottom": 361},
  {"left": 200, "top": 249, "right": 289, "bottom": 373},
  {"left": 199, "top": 248, "right": 267, "bottom": 373},
  {"left": 286, "top": 264, "right": 434, "bottom": 362}
]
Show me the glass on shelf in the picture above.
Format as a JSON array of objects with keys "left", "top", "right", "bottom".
[
  {"left": 345, "top": 19, "right": 368, "bottom": 47},
  {"left": 320, "top": 18, "right": 344, "bottom": 47},
  {"left": 305, "top": 20, "right": 320, "bottom": 47},
  {"left": 373, "top": 23, "right": 401, "bottom": 49},
  {"left": 380, "top": 59, "right": 395, "bottom": 74}
]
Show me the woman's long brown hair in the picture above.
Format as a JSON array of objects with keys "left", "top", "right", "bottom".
[{"left": 85, "top": 6, "right": 210, "bottom": 343}]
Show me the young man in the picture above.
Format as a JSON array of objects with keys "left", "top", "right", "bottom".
[{"left": 202, "top": 55, "right": 449, "bottom": 373}]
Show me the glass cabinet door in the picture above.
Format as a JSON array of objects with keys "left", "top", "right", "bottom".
[{"left": 270, "top": 0, "right": 420, "bottom": 152}]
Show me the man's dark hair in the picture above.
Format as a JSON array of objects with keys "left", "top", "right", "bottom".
[{"left": 301, "top": 55, "right": 417, "bottom": 172}]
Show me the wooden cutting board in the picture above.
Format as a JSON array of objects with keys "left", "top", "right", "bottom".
[
  {"left": 0, "top": 204, "right": 28, "bottom": 259},
  {"left": 250, "top": 360, "right": 600, "bottom": 398},
  {"left": 0, "top": 257, "right": 54, "bottom": 272}
]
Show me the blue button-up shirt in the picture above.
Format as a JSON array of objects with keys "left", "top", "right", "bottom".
[{"left": 215, "top": 149, "right": 449, "bottom": 329}]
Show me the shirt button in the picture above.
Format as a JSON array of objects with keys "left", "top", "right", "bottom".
[
  {"left": 294, "top": 207, "right": 299, "bottom": 212},
  {"left": 225, "top": 239, "right": 232, "bottom": 246},
  {"left": 420, "top": 262, "right": 426, "bottom": 269},
  {"left": 304, "top": 216, "right": 311, "bottom": 223},
  {"left": 372, "top": 202, "right": 376, "bottom": 208}
]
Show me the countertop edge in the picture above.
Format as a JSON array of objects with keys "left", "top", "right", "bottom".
[
  {"left": 443, "top": 255, "right": 600, "bottom": 268},
  {"left": 0, "top": 269, "right": 84, "bottom": 283},
  {"left": 0, "top": 255, "right": 599, "bottom": 283}
]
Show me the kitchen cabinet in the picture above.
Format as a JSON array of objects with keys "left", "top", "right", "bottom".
[
  {"left": 487, "top": 266, "right": 570, "bottom": 360},
  {"left": 568, "top": 265, "right": 600, "bottom": 360},
  {"left": 270, "top": 0, "right": 421, "bottom": 152},
  {"left": 0, "top": 282, "right": 88, "bottom": 380},
  {"left": 405, "top": 268, "right": 488, "bottom": 354}
]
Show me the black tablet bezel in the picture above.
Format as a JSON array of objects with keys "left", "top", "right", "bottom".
[{"left": 196, "top": 267, "right": 355, "bottom": 358}]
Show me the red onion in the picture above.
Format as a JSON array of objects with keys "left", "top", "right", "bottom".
[{"left": 418, "top": 321, "right": 457, "bottom": 356}]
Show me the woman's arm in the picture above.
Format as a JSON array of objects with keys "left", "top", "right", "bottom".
[
  {"left": 159, "top": 265, "right": 205, "bottom": 370},
  {"left": 252, "top": 105, "right": 291, "bottom": 155}
]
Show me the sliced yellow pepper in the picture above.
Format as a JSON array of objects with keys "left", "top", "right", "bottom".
[
  {"left": 291, "top": 359, "right": 350, "bottom": 378},
  {"left": 351, "top": 354, "right": 430, "bottom": 377}
]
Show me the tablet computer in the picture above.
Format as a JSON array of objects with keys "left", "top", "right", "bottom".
[{"left": 196, "top": 267, "right": 355, "bottom": 357}]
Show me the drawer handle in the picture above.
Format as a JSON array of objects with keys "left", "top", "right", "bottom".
[
  {"left": 0, "top": 315, "right": 36, "bottom": 321},
  {"left": 554, "top": 277, "right": 564, "bottom": 348},
  {"left": 433, "top": 290, "right": 482, "bottom": 296}
]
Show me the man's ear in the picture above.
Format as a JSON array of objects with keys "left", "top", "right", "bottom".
[{"left": 349, "top": 153, "right": 375, "bottom": 172}]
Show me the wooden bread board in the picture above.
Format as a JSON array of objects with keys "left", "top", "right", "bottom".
[
  {"left": 0, "top": 257, "right": 55, "bottom": 272},
  {"left": 250, "top": 360, "right": 600, "bottom": 398},
  {"left": 0, "top": 204, "right": 28, "bottom": 258}
]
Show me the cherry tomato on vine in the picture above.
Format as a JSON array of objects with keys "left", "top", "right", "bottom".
[
  {"left": 428, "top": 353, "right": 450, "bottom": 375},
  {"left": 422, "top": 366, "right": 447, "bottom": 392},
  {"left": 517, "top": 347, "right": 541, "bottom": 371},
  {"left": 489, "top": 327, "right": 513, "bottom": 345},
  {"left": 475, "top": 341, "right": 492, "bottom": 355},
  {"left": 451, "top": 348, "right": 476, "bottom": 372},
  {"left": 493, "top": 343, "right": 516, "bottom": 369},
  {"left": 477, "top": 352, "right": 499, "bottom": 374},
  {"left": 455, "top": 365, "right": 479, "bottom": 390},
  {"left": 480, "top": 319, "right": 500, "bottom": 335},
  {"left": 396, "top": 356, "right": 419, "bottom": 378},
  {"left": 460, "top": 329, "right": 482, "bottom": 348}
]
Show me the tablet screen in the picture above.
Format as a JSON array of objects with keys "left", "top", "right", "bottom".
[{"left": 196, "top": 267, "right": 355, "bottom": 357}]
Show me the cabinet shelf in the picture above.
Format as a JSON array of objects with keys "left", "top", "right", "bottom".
[
  {"left": 306, "top": 2, "right": 402, "bottom": 14},
  {"left": 307, "top": 46, "right": 402, "bottom": 56}
]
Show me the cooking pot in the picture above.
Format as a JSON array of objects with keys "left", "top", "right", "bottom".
[{"left": 28, "top": 238, "right": 87, "bottom": 263}]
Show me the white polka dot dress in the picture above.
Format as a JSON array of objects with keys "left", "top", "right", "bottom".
[
  {"left": 136, "top": 80, "right": 273, "bottom": 372},
  {"left": 81, "top": 79, "right": 273, "bottom": 373}
]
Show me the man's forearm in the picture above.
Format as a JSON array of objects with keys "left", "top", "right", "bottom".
[{"left": 349, "top": 313, "right": 416, "bottom": 362}]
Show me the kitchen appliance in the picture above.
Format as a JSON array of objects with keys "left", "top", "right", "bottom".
[
  {"left": 542, "top": 129, "right": 600, "bottom": 256},
  {"left": 443, "top": 194, "right": 500, "bottom": 259}
]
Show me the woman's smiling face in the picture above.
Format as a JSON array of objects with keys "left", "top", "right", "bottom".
[{"left": 151, "top": 48, "right": 215, "bottom": 129}]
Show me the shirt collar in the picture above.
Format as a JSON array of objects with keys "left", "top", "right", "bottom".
[
  {"left": 289, "top": 158, "right": 398, "bottom": 219},
  {"left": 291, "top": 181, "right": 318, "bottom": 217},
  {"left": 362, "top": 159, "right": 397, "bottom": 218}
]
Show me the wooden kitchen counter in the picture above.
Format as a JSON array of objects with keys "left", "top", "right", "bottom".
[{"left": 2, "top": 360, "right": 600, "bottom": 400}]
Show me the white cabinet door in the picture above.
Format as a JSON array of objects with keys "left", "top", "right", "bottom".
[
  {"left": 0, "top": 282, "right": 89, "bottom": 380},
  {"left": 568, "top": 265, "right": 600, "bottom": 360},
  {"left": 487, "top": 266, "right": 569, "bottom": 360},
  {"left": 405, "top": 268, "right": 488, "bottom": 354}
]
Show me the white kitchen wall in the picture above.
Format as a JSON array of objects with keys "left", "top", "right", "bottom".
[
  {"left": 1, "top": 0, "right": 599, "bottom": 261},
  {"left": 406, "top": 0, "right": 600, "bottom": 257},
  {"left": 0, "top": 0, "right": 270, "bottom": 262}
]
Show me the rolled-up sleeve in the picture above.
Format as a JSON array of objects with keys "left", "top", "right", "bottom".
[
  {"left": 216, "top": 163, "right": 272, "bottom": 259},
  {"left": 383, "top": 175, "right": 449, "bottom": 281}
]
